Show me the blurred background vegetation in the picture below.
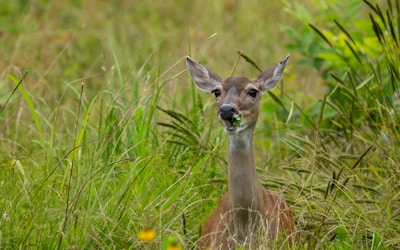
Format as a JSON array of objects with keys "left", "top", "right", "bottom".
[{"left": 0, "top": 0, "right": 399, "bottom": 249}]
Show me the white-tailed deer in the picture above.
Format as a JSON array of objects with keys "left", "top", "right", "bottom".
[{"left": 186, "top": 55, "right": 296, "bottom": 249}]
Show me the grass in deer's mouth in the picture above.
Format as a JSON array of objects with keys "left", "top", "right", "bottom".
[{"left": 232, "top": 116, "right": 242, "bottom": 127}]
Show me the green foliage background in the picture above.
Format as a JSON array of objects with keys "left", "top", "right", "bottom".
[{"left": 0, "top": 0, "right": 399, "bottom": 249}]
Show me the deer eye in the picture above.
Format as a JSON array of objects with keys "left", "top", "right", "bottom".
[
  {"left": 247, "top": 88, "right": 259, "bottom": 98},
  {"left": 211, "top": 89, "right": 221, "bottom": 97}
]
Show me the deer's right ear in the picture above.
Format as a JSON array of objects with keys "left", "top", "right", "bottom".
[{"left": 186, "top": 56, "right": 222, "bottom": 92}]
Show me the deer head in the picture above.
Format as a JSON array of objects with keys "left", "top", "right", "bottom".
[{"left": 186, "top": 55, "right": 289, "bottom": 134}]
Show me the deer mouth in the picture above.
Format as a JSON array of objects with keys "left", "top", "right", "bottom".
[{"left": 221, "top": 115, "right": 242, "bottom": 132}]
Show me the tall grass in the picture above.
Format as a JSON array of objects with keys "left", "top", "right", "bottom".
[
  {"left": 269, "top": 0, "right": 400, "bottom": 248},
  {"left": 1, "top": 0, "right": 399, "bottom": 249}
]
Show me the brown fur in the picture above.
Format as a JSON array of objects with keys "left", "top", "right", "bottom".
[{"left": 197, "top": 189, "right": 296, "bottom": 249}]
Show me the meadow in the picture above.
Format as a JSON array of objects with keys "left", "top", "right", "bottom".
[{"left": 1, "top": 0, "right": 399, "bottom": 249}]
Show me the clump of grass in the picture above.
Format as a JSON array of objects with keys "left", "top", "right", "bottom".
[{"left": 256, "top": 0, "right": 400, "bottom": 248}]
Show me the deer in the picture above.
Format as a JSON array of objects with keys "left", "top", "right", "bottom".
[{"left": 186, "top": 55, "right": 296, "bottom": 249}]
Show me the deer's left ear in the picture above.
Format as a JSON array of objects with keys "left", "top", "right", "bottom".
[{"left": 256, "top": 55, "right": 289, "bottom": 92}]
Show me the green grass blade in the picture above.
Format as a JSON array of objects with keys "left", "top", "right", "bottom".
[
  {"left": 344, "top": 40, "right": 363, "bottom": 65},
  {"left": 334, "top": 19, "right": 356, "bottom": 45},
  {"left": 0, "top": 72, "right": 27, "bottom": 115},
  {"left": 238, "top": 50, "right": 263, "bottom": 72},
  {"left": 309, "top": 23, "right": 334, "bottom": 48},
  {"left": 7, "top": 73, "right": 45, "bottom": 146},
  {"left": 75, "top": 95, "right": 97, "bottom": 149},
  {"left": 351, "top": 146, "right": 373, "bottom": 170}
]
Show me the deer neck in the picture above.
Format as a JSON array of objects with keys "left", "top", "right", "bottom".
[{"left": 227, "top": 127, "right": 264, "bottom": 216}]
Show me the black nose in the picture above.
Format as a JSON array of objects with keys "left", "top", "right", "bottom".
[{"left": 219, "top": 104, "right": 237, "bottom": 120}]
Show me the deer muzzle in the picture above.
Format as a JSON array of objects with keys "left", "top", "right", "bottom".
[{"left": 219, "top": 104, "right": 240, "bottom": 131}]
